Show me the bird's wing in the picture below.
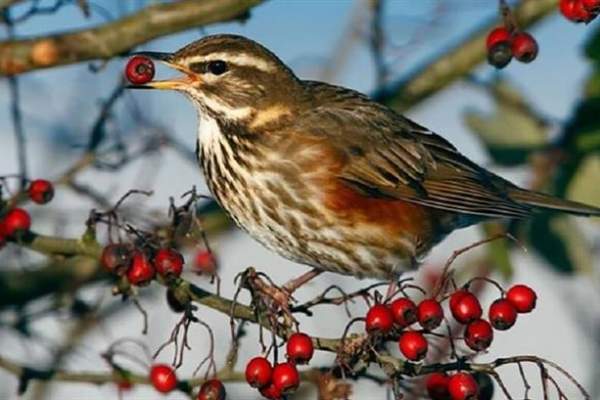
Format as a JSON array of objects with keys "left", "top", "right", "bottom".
[{"left": 293, "top": 82, "right": 531, "bottom": 219}]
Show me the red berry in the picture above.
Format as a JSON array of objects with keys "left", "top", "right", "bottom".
[
  {"left": 398, "top": 331, "right": 428, "bottom": 361},
  {"left": 125, "top": 55, "right": 155, "bottom": 85},
  {"left": 286, "top": 332, "right": 314, "bottom": 364},
  {"left": 464, "top": 319, "right": 493, "bottom": 351},
  {"left": 488, "top": 299, "right": 517, "bottom": 330},
  {"left": 365, "top": 304, "right": 394, "bottom": 334},
  {"left": 0, "top": 221, "right": 7, "bottom": 249},
  {"left": 245, "top": 357, "right": 273, "bottom": 388},
  {"left": 28, "top": 179, "right": 54, "bottom": 204},
  {"left": 426, "top": 372, "right": 451, "bottom": 400},
  {"left": 560, "top": 0, "right": 594, "bottom": 22},
  {"left": 390, "top": 297, "right": 417, "bottom": 328},
  {"left": 126, "top": 251, "right": 155, "bottom": 285},
  {"left": 417, "top": 299, "right": 444, "bottom": 330},
  {"left": 149, "top": 364, "right": 177, "bottom": 393},
  {"left": 195, "top": 250, "right": 217, "bottom": 274},
  {"left": 511, "top": 32, "right": 538, "bottom": 63},
  {"left": 449, "top": 290, "right": 482, "bottom": 324},
  {"left": 117, "top": 379, "right": 133, "bottom": 391},
  {"left": 154, "top": 248, "right": 184, "bottom": 278},
  {"left": 487, "top": 42, "right": 513, "bottom": 69},
  {"left": 260, "top": 383, "right": 282, "bottom": 399},
  {"left": 583, "top": 0, "right": 600, "bottom": 11},
  {"left": 2, "top": 208, "right": 31, "bottom": 237},
  {"left": 486, "top": 27, "right": 512, "bottom": 50},
  {"left": 448, "top": 372, "right": 479, "bottom": 400},
  {"left": 271, "top": 362, "right": 299, "bottom": 393},
  {"left": 506, "top": 284, "right": 537, "bottom": 313},
  {"left": 197, "top": 379, "right": 226, "bottom": 400},
  {"left": 101, "top": 243, "right": 132, "bottom": 275}
]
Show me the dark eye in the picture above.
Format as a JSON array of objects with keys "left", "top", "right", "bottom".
[{"left": 207, "top": 60, "right": 228, "bottom": 75}]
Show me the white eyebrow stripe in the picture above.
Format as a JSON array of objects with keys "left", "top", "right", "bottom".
[{"left": 184, "top": 53, "right": 275, "bottom": 72}]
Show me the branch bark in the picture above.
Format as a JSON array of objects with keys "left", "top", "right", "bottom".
[
  {"left": 0, "top": 0, "right": 265, "bottom": 75},
  {"left": 375, "top": 0, "right": 558, "bottom": 111}
]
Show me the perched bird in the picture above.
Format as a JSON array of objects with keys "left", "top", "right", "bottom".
[{"left": 129, "top": 34, "right": 600, "bottom": 281}]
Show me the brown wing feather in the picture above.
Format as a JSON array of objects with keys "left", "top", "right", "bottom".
[{"left": 294, "top": 81, "right": 532, "bottom": 220}]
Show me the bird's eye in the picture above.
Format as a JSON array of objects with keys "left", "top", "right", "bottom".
[{"left": 207, "top": 60, "right": 228, "bottom": 75}]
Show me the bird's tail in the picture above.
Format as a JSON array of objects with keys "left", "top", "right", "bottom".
[{"left": 508, "top": 188, "right": 600, "bottom": 217}]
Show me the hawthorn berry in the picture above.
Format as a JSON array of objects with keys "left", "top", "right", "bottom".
[
  {"left": 28, "top": 179, "right": 54, "bottom": 204},
  {"left": 487, "top": 42, "right": 512, "bottom": 69},
  {"left": 260, "top": 383, "right": 282, "bottom": 399},
  {"left": 560, "top": 0, "right": 594, "bottom": 23},
  {"left": 488, "top": 298, "right": 517, "bottom": 330},
  {"left": 245, "top": 357, "right": 273, "bottom": 388},
  {"left": 2, "top": 208, "right": 31, "bottom": 238},
  {"left": 195, "top": 250, "right": 217, "bottom": 274},
  {"left": 271, "top": 362, "right": 300, "bottom": 394},
  {"left": 198, "top": 379, "right": 226, "bottom": 400},
  {"left": 154, "top": 248, "right": 184, "bottom": 278},
  {"left": 506, "top": 284, "right": 537, "bottom": 313},
  {"left": 390, "top": 297, "right": 417, "bottom": 328},
  {"left": 511, "top": 32, "right": 538, "bottom": 63},
  {"left": 464, "top": 319, "right": 493, "bottom": 351},
  {"left": 417, "top": 299, "right": 443, "bottom": 330},
  {"left": 117, "top": 379, "right": 133, "bottom": 392},
  {"left": 448, "top": 372, "right": 479, "bottom": 400},
  {"left": 0, "top": 221, "right": 7, "bottom": 249},
  {"left": 398, "top": 331, "right": 428, "bottom": 361},
  {"left": 125, "top": 55, "right": 155, "bottom": 85},
  {"left": 286, "top": 332, "right": 314, "bottom": 364},
  {"left": 486, "top": 27, "right": 512, "bottom": 50},
  {"left": 365, "top": 304, "right": 394, "bottom": 334},
  {"left": 100, "top": 243, "right": 132, "bottom": 275},
  {"left": 149, "top": 364, "right": 177, "bottom": 393},
  {"left": 449, "top": 290, "right": 482, "bottom": 324},
  {"left": 583, "top": 0, "right": 600, "bottom": 12},
  {"left": 426, "top": 372, "right": 451, "bottom": 400},
  {"left": 126, "top": 251, "right": 155, "bottom": 285}
]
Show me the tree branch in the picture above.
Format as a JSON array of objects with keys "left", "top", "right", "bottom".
[
  {"left": 0, "top": 0, "right": 265, "bottom": 75},
  {"left": 375, "top": 0, "right": 558, "bottom": 111}
]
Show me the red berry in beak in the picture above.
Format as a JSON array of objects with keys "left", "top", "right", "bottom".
[{"left": 125, "top": 55, "right": 155, "bottom": 84}]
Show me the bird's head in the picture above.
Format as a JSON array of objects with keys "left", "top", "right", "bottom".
[{"left": 128, "top": 34, "right": 302, "bottom": 123}]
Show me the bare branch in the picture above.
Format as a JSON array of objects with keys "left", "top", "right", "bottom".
[
  {"left": 375, "top": 0, "right": 557, "bottom": 110},
  {"left": 0, "top": 0, "right": 265, "bottom": 75}
]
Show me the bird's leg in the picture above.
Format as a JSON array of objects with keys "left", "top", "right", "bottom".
[
  {"left": 283, "top": 268, "right": 323, "bottom": 295},
  {"left": 384, "top": 280, "right": 398, "bottom": 302},
  {"left": 385, "top": 258, "right": 417, "bottom": 302}
]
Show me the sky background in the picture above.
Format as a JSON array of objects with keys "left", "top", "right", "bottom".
[{"left": 0, "top": 1, "right": 599, "bottom": 399}]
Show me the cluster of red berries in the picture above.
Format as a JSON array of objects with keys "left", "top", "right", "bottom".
[
  {"left": 362, "top": 283, "right": 537, "bottom": 399},
  {"left": 0, "top": 179, "right": 54, "bottom": 249},
  {"left": 101, "top": 243, "right": 184, "bottom": 286},
  {"left": 149, "top": 363, "right": 226, "bottom": 399},
  {"left": 125, "top": 56, "right": 155, "bottom": 85},
  {"left": 245, "top": 332, "right": 314, "bottom": 399},
  {"left": 560, "top": 0, "right": 600, "bottom": 23},
  {"left": 486, "top": 27, "right": 538, "bottom": 69}
]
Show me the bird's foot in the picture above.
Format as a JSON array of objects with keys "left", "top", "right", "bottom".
[{"left": 239, "top": 268, "right": 298, "bottom": 328}]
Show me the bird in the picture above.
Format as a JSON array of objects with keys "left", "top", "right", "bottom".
[{"left": 128, "top": 34, "right": 600, "bottom": 282}]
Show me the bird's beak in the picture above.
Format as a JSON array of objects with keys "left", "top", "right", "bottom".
[{"left": 126, "top": 51, "right": 196, "bottom": 90}]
